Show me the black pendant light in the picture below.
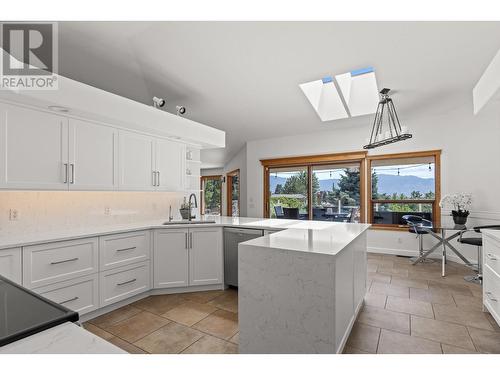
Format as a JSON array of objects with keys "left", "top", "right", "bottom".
[{"left": 363, "top": 88, "right": 412, "bottom": 149}]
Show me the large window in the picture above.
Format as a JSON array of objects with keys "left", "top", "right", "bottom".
[
  {"left": 200, "top": 175, "right": 222, "bottom": 215},
  {"left": 262, "top": 151, "right": 366, "bottom": 222},
  {"left": 368, "top": 150, "right": 441, "bottom": 228}
]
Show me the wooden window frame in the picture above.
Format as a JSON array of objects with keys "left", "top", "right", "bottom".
[
  {"left": 226, "top": 169, "right": 240, "bottom": 217},
  {"left": 261, "top": 151, "right": 368, "bottom": 222},
  {"left": 200, "top": 175, "right": 222, "bottom": 215},
  {"left": 367, "top": 150, "right": 441, "bottom": 230}
]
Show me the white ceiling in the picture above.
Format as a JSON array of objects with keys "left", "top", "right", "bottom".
[{"left": 58, "top": 21, "right": 500, "bottom": 168}]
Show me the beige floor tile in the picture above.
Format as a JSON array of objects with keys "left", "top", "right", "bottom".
[
  {"left": 367, "top": 273, "right": 391, "bottom": 284},
  {"left": 428, "top": 280, "right": 473, "bottom": 297},
  {"left": 134, "top": 322, "right": 204, "bottom": 354},
  {"left": 193, "top": 309, "right": 239, "bottom": 340},
  {"left": 82, "top": 323, "right": 114, "bottom": 340},
  {"left": 391, "top": 276, "right": 428, "bottom": 289},
  {"left": 364, "top": 292, "right": 387, "bottom": 308},
  {"left": 441, "top": 344, "right": 478, "bottom": 354},
  {"left": 467, "top": 326, "right": 500, "bottom": 353},
  {"left": 368, "top": 258, "right": 394, "bottom": 268},
  {"left": 346, "top": 323, "right": 380, "bottom": 353},
  {"left": 367, "top": 263, "right": 378, "bottom": 273},
  {"left": 386, "top": 296, "right": 434, "bottom": 318},
  {"left": 357, "top": 306, "right": 410, "bottom": 334},
  {"left": 343, "top": 346, "right": 370, "bottom": 354},
  {"left": 181, "top": 335, "right": 238, "bottom": 354},
  {"left": 410, "top": 315, "right": 475, "bottom": 350},
  {"left": 208, "top": 289, "right": 238, "bottom": 313},
  {"left": 163, "top": 301, "right": 218, "bottom": 326},
  {"left": 433, "top": 304, "right": 494, "bottom": 331},
  {"left": 367, "top": 253, "right": 383, "bottom": 260},
  {"left": 370, "top": 281, "right": 409, "bottom": 298},
  {"left": 485, "top": 313, "right": 500, "bottom": 332},
  {"left": 452, "top": 294, "right": 483, "bottom": 312},
  {"left": 377, "top": 329, "right": 442, "bottom": 354},
  {"left": 89, "top": 305, "right": 141, "bottom": 329},
  {"left": 179, "top": 289, "right": 226, "bottom": 304},
  {"left": 106, "top": 311, "right": 170, "bottom": 343},
  {"left": 131, "top": 294, "right": 185, "bottom": 315},
  {"left": 108, "top": 336, "right": 147, "bottom": 354},
  {"left": 409, "top": 287, "right": 455, "bottom": 305},
  {"left": 377, "top": 267, "right": 409, "bottom": 277},
  {"left": 229, "top": 332, "right": 239, "bottom": 344}
]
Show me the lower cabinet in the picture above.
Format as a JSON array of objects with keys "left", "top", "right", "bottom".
[
  {"left": 100, "top": 260, "right": 151, "bottom": 307},
  {"left": 0, "top": 247, "right": 22, "bottom": 284},
  {"left": 34, "top": 274, "right": 99, "bottom": 315},
  {"left": 154, "top": 227, "right": 223, "bottom": 289}
]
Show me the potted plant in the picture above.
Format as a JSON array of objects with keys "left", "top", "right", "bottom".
[
  {"left": 439, "top": 193, "right": 472, "bottom": 225},
  {"left": 179, "top": 199, "right": 191, "bottom": 220}
]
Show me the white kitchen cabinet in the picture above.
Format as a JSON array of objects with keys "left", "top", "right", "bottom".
[
  {"left": 68, "top": 119, "right": 118, "bottom": 190},
  {"left": 0, "top": 247, "right": 22, "bottom": 284},
  {"left": 100, "top": 261, "right": 150, "bottom": 307},
  {"left": 189, "top": 227, "right": 223, "bottom": 286},
  {"left": 154, "top": 228, "right": 189, "bottom": 288},
  {"left": 483, "top": 231, "right": 500, "bottom": 327},
  {"left": 99, "top": 230, "right": 150, "bottom": 271},
  {"left": 155, "top": 138, "right": 185, "bottom": 192},
  {"left": 118, "top": 130, "right": 155, "bottom": 191},
  {"left": 0, "top": 102, "right": 69, "bottom": 190}
]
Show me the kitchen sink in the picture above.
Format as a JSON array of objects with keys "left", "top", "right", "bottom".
[{"left": 162, "top": 220, "right": 216, "bottom": 225}]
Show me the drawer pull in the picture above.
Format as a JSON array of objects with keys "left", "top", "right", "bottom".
[
  {"left": 58, "top": 296, "right": 79, "bottom": 305},
  {"left": 50, "top": 257, "right": 79, "bottom": 265},
  {"left": 116, "top": 246, "right": 137, "bottom": 252},
  {"left": 117, "top": 278, "right": 137, "bottom": 286},
  {"left": 487, "top": 253, "right": 498, "bottom": 261},
  {"left": 486, "top": 292, "right": 498, "bottom": 302}
]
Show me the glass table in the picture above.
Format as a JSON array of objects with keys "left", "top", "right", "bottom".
[{"left": 411, "top": 224, "right": 474, "bottom": 277}]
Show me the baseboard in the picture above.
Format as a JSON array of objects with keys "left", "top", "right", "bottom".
[{"left": 367, "top": 246, "right": 466, "bottom": 265}]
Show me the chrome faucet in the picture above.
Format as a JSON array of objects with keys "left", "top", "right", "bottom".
[
  {"left": 188, "top": 193, "right": 198, "bottom": 221},
  {"left": 169, "top": 205, "right": 173, "bottom": 222}
]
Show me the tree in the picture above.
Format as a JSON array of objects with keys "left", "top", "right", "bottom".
[
  {"left": 274, "top": 184, "right": 283, "bottom": 194},
  {"left": 204, "top": 179, "right": 221, "bottom": 214},
  {"left": 337, "top": 168, "right": 360, "bottom": 205},
  {"left": 282, "top": 171, "right": 319, "bottom": 196},
  {"left": 371, "top": 170, "right": 379, "bottom": 198}
]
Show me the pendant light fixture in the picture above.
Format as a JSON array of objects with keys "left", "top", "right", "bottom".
[{"left": 363, "top": 88, "right": 412, "bottom": 149}]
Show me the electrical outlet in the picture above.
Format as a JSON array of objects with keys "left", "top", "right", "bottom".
[
  {"left": 104, "top": 207, "right": 111, "bottom": 215},
  {"left": 9, "top": 209, "right": 19, "bottom": 221}
]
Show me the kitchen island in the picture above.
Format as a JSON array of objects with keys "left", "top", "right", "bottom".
[{"left": 238, "top": 222, "right": 370, "bottom": 354}]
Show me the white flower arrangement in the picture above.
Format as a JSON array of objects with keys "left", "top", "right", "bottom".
[{"left": 439, "top": 193, "right": 472, "bottom": 216}]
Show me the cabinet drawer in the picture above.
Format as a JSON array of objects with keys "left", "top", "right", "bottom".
[
  {"left": 484, "top": 234, "right": 500, "bottom": 276},
  {"left": 34, "top": 274, "right": 99, "bottom": 315},
  {"left": 23, "top": 237, "right": 98, "bottom": 289},
  {"left": 100, "top": 231, "right": 150, "bottom": 271},
  {"left": 483, "top": 265, "right": 500, "bottom": 324},
  {"left": 100, "top": 261, "right": 150, "bottom": 307},
  {"left": 0, "top": 247, "right": 22, "bottom": 284}
]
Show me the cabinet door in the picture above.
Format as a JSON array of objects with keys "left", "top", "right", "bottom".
[
  {"left": 153, "top": 229, "right": 189, "bottom": 288},
  {"left": 68, "top": 119, "right": 118, "bottom": 190},
  {"left": 0, "top": 247, "right": 22, "bottom": 284},
  {"left": 156, "top": 138, "right": 185, "bottom": 192},
  {"left": 189, "top": 227, "right": 223, "bottom": 286},
  {"left": 0, "top": 103, "right": 68, "bottom": 190},
  {"left": 118, "top": 130, "right": 155, "bottom": 191}
]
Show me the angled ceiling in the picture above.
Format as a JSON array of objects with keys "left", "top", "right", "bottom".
[{"left": 58, "top": 21, "right": 500, "bottom": 168}]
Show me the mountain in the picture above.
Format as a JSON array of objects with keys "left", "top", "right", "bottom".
[{"left": 269, "top": 174, "right": 434, "bottom": 196}]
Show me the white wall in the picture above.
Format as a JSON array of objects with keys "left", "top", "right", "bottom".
[{"left": 244, "top": 97, "right": 500, "bottom": 263}]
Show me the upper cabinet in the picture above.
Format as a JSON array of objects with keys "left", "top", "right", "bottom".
[
  {"left": 0, "top": 101, "right": 196, "bottom": 193},
  {"left": 69, "top": 119, "right": 118, "bottom": 190},
  {"left": 0, "top": 103, "right": 69, "bottom": 190}
]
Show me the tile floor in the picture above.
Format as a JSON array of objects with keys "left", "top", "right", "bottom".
[{"left": 83, "top": 253, "right": 500, "bottom": 354}]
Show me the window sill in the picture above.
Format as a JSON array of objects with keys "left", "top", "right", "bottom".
[{"left": 369, "top": 225, "right": 409, "bottom": 232}]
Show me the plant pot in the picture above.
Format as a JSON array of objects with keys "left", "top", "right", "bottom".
[
  {"left": 179, "top": 208, "right": 190, "bottom": 220},
  {"left": 452, "top": 212, "right": 468, "bottom": 225}
]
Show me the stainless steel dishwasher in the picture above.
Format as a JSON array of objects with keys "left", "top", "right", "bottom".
[{"left": 223, "top": 227, "right": 263, "bottom": 287}]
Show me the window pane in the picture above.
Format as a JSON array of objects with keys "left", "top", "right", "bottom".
[
  {"left": 312, "top": 163, "right": 361, "bottom": 223},
  {"left": 269, "top": 166, "right": 308, "bottom": 220},
  {"left": 230, "top": 173, "right": 239, "bottom": 217},
  {"left": 371, "top": 157, "right": 436, "bottom": 200},
  {"left": 372, "top": 202, "right": 433, "bottom": 225},
  {"left": 203, "top": 178, "right": 221, "bottom": 215}
]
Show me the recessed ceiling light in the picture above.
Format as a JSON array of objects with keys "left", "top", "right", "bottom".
[{"left": 48, "top": 105, "right": 70, "bottom": 113}]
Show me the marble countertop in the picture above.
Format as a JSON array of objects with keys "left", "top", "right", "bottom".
[
  {"left": 0, "top": 216, "right": 370, "bottom": 255},
  {"left": 0, "top": 322, "right": 125, "bottom": 354},
  {"left": 483, "top": 229, "right": 500, "bottom": 241}
]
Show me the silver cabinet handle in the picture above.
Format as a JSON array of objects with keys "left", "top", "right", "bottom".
[
  {"left": 58, "top": 296, "right": 79, "bottom": 305},
  {"left": 487, "top": 253, "right": 498, "bottom": 261},
  {"left": 152, "top": 171, "right": 156, "bottom": 186},
  {"left": 116, "top": 246, "right": 136, "bottom": 252},
  {"left": 189, "top": 232, "right": 193, "bottom": 249},
  {"left": 157, "top": 171, "right": 160, "bottom": 186},
  {"left": 185, "top": 232, "right": 188, "bottom": 249},
  {"left": 63, "top": 163, "right": 68, "bottom": 183},
  {"left": 117, "top": 278, "right": 137, "bottom": 286},
  {"left": 70, "top": 163, "right": 75, "bottom": 184},
  {"left": 50, "top": 257, "right": 79, "bottom": 265},
  {"left": 486, "top": 291, "right": 498, "bottom": 302}
]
